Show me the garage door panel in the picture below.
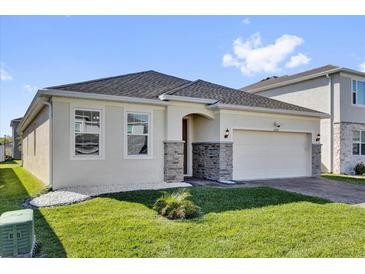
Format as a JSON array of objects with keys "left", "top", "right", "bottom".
[{"left": 233, "top": 130, "right": 311, "bottom": 180}]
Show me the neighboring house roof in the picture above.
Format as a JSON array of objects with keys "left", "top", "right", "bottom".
[
  {"left": 240, "top": 65, "right": 339, "bottom": 92},
  {"left": 10, "top": 117, "right": 23, "bottom": 127},
  {"left": 240, "top": 64, "right": 365, "bottom": 94},
  {"left": 46, "top": 70, "right": 320, "bottom": 114}
]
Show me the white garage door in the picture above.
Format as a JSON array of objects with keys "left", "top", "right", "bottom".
[{"left": 233, "top": 130, "right": 311, "bottom": 180}]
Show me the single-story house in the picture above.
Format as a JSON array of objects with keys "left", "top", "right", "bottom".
[{"left": 17, "top": 70, "right": 327, "bottom": 189}]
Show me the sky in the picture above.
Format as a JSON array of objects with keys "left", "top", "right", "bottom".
[{"left": 1, "top": 16, "right": 365, "bottom": 136}]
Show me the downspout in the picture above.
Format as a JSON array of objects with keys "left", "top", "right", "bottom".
[
  {"left": 40, "top": 99, "right": 53, "bottom": 188},
  {"left": 326, "top": 74, "right": 334, "bottom": 173}
]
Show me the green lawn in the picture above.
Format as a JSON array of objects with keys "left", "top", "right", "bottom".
[
  {"left": 1, "top": 161, "right": 365, "bottom": 257},
  {"left": 322, "top": 173, "right": 365, "bottom": 186}
]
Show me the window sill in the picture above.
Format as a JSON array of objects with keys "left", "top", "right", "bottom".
[
  {"left": 71, "top": 156, "right": 105, "bottom": 161},
  {"left": 124, "top": 155, "right": 153, "bottom": 160}
]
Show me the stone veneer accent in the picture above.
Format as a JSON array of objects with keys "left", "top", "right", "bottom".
[
  {"left": 333, "top": 122, "right": 365, "bottom": 174},
  {"left": 164, "top": 141, "right": 184, "bottom": 183},
  {"left": 312, "top": 144, "right": 321, "bottom": 177},
  {"left": 192, "top": 142, "right": 233, "bottom": 181}
]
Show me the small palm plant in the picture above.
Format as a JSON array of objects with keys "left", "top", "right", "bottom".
[{"left": 153, "top": 190, "right": 201, "bottom": 219}]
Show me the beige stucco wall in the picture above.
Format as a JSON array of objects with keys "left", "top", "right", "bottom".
[
  {"left": 257, "top": 76, "right": 331, "bottom": 114},
  {"left": 23, "top": 95, "right": 321, "bottom": 188},
  {"left": 254, "top": 76, "right": 335, "bottom": 172},
  {"left": 338, "top": 73, "right": 365, "bottom": 123},
  {"left": 22, "top": 106, "right": 50, "bottom": 185},
  {"left": 165, "top": 101, "right": 216, "bottom": 140},
  {"left": 192, "top": 113, "right": 220, "bottom": 142},
  {"left": 52, "top": 97, "right": 166, "bottom": 189},
  {"left": 219, "top": 110, "right": 320, "bottom": 143}
]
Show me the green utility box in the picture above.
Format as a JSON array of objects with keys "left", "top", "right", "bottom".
[{"left": 0, "top": 209, "right": 35, "bottom": 257}]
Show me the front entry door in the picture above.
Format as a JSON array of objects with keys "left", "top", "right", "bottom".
[{"left": 182, "top": 119, "right": 188, "bottom": 174}]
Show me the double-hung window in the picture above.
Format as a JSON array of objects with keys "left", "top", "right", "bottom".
[
  {"left": 352, "top": 80, "right": 365, "bottom": 105},
  {"left": 352, "top": 130, "right": 365, "bottom": 155},
  {"left": 125, "top": 111, "right": 151, "bottom": 158},
  {"left": 72, "top": 108, "right": 102, "bottom": 158}
]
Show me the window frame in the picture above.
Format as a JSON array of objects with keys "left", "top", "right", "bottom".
[
  {"left": 352, "top": 79, "right": 357, "bottom": 105},
  {"left": 124, "top": 110, "right": 153, "bottom": 159},
  {"left": 352, "top": 79, "right": 365, "bottom": 106},
  {"left": 70, "top": 104, "right": 105, "bottom": 160},
  {"left": 352, "top": 130, "right": 365, "bottom": 156}
]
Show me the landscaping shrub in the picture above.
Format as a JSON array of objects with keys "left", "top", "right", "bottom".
[
  {"left": 354, "top": 162, "right": 365, "bottom": 175},
  {"left": 153, "top": 190, "right": 201, "bottom": 219}
]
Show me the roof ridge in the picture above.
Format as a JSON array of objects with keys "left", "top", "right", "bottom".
[
  {"left": 47, "top": 70, "right": 154, "bottom": 89},
  {"left": 162, "top": 80, "right": 199, "bottom": 95}
]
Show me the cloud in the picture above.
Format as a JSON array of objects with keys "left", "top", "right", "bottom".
[
  {"left": 24, "top": 84, "right": 37, "bottom": 93},
  {"left": 285, "top": 53, "right": 311, "bottom": 68},
  {"left": 222, "top": 33, "right": 310, "bottom": 75},
  {"left": 0, "top": 63, "right": 12, "bottom": 81},
  {"left": 359, "top": 62, "right": 365, "bottom": 72},
  {"left": 242, "top": 17, "right": 251, "bottom": 25}
]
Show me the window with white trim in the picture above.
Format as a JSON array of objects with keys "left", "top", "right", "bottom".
[
  {"left": 352, "top": 80, "right": 365, "bottom": 105},
  {"left": 126, "top": 112, "right": 150, "bottom": 157},
  {"left": 73, "top": 109, "right": 101, "bottom": 157},
  {"left": 352, "top": 130, "right": 365, "bottom": 155}
]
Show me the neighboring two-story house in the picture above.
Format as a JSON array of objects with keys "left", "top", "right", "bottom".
[{"left": 241, "top": 65, "right": 365, "bottom": 174}]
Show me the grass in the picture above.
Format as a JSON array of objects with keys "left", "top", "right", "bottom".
[
  {"left": 321, "top": 173, "right": 365, "bottom": 186},
  {"left": 1, "top": 161, "right": 365, "bottom": 257}
]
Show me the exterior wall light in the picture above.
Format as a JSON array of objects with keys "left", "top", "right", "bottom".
[
  {"left": 274, "top": 121, "right": 281, "bottom": 130},
  {"left": 224, "top": 128, "right": 230, "bottom": 139},
  {"left": 316, "top": 133, "right": 321, "bottom": 142}
]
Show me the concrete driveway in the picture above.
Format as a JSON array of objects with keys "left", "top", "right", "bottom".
[{"left": 238, "top": 177, "right": 365, "bottom": 204}]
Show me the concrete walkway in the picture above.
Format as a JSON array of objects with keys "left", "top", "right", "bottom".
[{"left": 237, "top": 177, "right": 365, "bottom": 204}]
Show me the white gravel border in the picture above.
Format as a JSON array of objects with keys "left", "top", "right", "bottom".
[{"left": 29, "top": 182, "right": 192, "bottom": 208}]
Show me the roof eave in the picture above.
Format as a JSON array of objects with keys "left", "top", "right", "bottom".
[
  {"left": 245, "top": 68, "right": 343, "bottom": 94},
  {"left": 208, "top": 102, "right": 330, "bottom": 118},
  {"left": 17, "top": 92, "right": 48, "bottom": 135},
  {"left": 39, "top": 88, "right": 170, "bottom": 106},
  {"left": 17, "top": 88, "right": 171, "bottom": 134},
  {"left": 158, "top": 94, "right": 219, "bottom": 104}
]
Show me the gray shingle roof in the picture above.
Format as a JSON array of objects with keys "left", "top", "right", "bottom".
[
  {"left": 240, "top": 65, "right": 339, "bottom": 92},
  {"left": 49, "top": 70, "right": 191, "bottom": 99},
  {"left": 168, "top": 79, "right": 321, "bottom": 113},
  {"left": 47, "top": 70, "right": 321, "bottom": 114}
]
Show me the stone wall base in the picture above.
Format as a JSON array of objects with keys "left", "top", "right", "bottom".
[
  {"left": 164, "top": 141, "right": 184, "bottom": 183},
  {"left": 312, "top": 143, "right": 321, "bottom": 177},
  {"left": 192, "top": 142, "right": 233, "bottom": 181},
  {"left": 333, "top": 122, "right": 365, "bottom": 174}
]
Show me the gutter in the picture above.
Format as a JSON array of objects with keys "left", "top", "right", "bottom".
[
  {"left": 17, "top": 93, "right": 43, "bottom": 134},
  {"left": 327, "top": 74, "right": 334, "bottom": 173},
  {"left": 40, "top": 89, "right": 170, "bottom": 106},
  {"left": 247, "top": 68, "right": 343, "bottom": 94},
  {"left": 208, "top": 102, "right": 330, "bottom": 118},
  {"left": 40, "top": 99, "right": 53, "bottom": 188},
  {"left": 158, "top": 94, "right": 219, "bottom": 104}
]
